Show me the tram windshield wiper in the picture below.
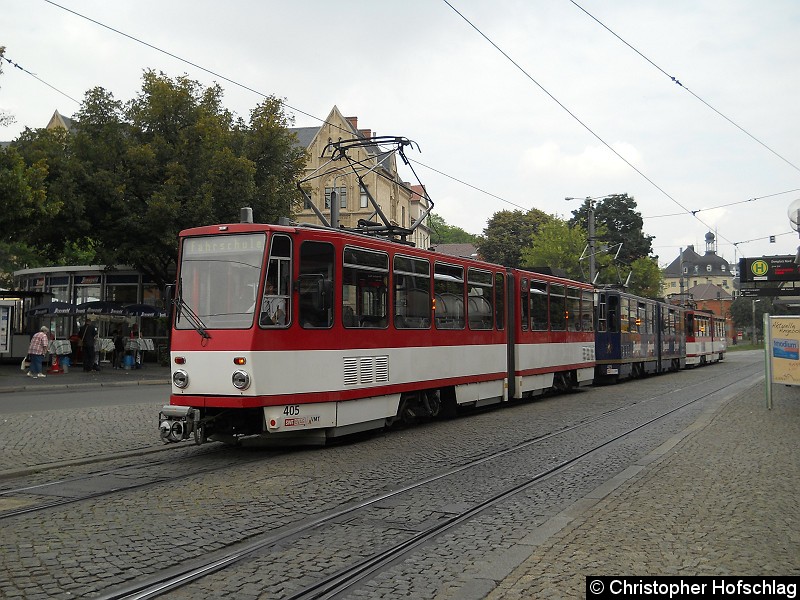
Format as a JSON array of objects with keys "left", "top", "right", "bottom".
[{"left": 175, "top": 281, "right": 211, "bottom": 340}]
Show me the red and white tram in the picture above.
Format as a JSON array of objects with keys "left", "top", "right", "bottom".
[
  {"left": 159, "top": 219, "right": 595, "bottom": 445},
  {"left": 684, "top": 309, "right": 726, "bottom": 367}
]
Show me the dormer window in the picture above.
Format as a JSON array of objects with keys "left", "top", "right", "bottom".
[
  {"left": 706, "top": 265, "right": 712, "bottom": 272},
  {"left": 721, "top": 265, "right": 726, "bottom": 271},
  {"left": 683, "top": 267, "right": 688, "bottom": 274}
]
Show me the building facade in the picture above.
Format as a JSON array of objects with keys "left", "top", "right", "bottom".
[{"left": 661, "top": 232, "right": 736, "bottom": 301}]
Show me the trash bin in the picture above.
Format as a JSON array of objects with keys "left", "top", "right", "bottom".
[{"left": 123, "top": 354, "right": 134, "bottom": 370}]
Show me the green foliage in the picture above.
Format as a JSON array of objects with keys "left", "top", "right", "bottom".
[
  {"left": 0, "top": 145, "right": 51, "bottom": 282},
  {"left": 2, "top": 71, "right": 306, "bottom": 289},
  {"left": 428, "top": 213, "right": 478, "bottom": 245},
  {"left": 568, "top": 194, "right": 653, "bottom": 266},
  {"left": 624, "top": 257, "right": 664, "bottom": 298},
  {"left": 521, "top": 218, "right": 587, "bottom": 281},
  {"left": 477, "top": 208, "right": 550, "bottom": 268}
]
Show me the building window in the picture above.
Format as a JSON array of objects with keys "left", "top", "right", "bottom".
[
  {"left": 671, "top": 281, "right": 676, "bottom": 288},
  {"left": 360, "top": 185, "right": 369, "bottom": 209},
  {"left": 324, "top": 187, "right": 347, "bottom": 210}
]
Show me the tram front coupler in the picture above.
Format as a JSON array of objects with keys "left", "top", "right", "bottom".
[{"left": 159, "top": 405, "right": 200, "bottom": 444}]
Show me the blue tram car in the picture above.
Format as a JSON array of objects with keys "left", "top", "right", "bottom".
[{"left": 594, "top": 288, "right": 686, "bottom": 383}]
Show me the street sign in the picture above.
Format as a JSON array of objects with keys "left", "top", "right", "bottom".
[{"left": 739, "top": 256, "right": 800, "bottom": 283}]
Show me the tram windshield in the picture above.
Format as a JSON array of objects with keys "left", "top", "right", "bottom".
[{"left": 176, "top": 233, "right": 266, "bottom": 330}]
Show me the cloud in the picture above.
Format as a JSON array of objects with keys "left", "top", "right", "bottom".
[{"left": 519, "top": 141, "right": 643, "bottom": 181}]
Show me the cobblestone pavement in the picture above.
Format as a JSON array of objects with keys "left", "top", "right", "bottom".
[
  {"left": 0, "top": 351, "right": 797, "bottom": 599},
  {"left": 485, "top": 375, "right": 800, "bottom": 599}
]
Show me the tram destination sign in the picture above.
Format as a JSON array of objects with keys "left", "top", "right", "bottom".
[{"left": 739, "top": 256, "right": 800, "bottom": 283}]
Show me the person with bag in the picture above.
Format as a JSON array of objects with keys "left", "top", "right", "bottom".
[{"left": 26, "top": 326, "right": 50, "bottom": 378}]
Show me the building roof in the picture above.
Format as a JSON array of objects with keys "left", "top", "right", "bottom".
[
  {"left": 663, "top": 244, "right": 732, "bottom": 277},
  {"left": 291, "top": 126, "right": 320, "bottom": 149},
  {"left": 46, "top": 110, "right": 76, "bottom": 133},
  {"left": 429, "top": 243, "right": 479, "bottom": 258},
  {"left": 685, "top": 282, "right": 733, "bottom": 301}
]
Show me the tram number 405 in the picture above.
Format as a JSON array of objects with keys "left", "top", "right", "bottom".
[{"left": 284, "top": 405, "right": 301, "bottom": 416}]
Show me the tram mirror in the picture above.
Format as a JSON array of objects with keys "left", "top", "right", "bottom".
[{"left": 164, "top": 284, "right": 175, "bottom": 308}]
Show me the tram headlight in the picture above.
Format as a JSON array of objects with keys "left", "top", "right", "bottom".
[
  {"left": 232, "top": 369, "right": 251, "bottom": 390},
  {"left": 172, "top": 369, "right": 189, "bottom": 389}
]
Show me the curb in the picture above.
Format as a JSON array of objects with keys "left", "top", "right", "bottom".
[{"left": 0, "top": 378, "right": 169, "bottom": 394}]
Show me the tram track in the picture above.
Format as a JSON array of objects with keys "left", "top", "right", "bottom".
[
  {"left": 0, "top": 359, "right": 760, "bottom": 525},
  {"left": 0, "top": 444, "right": 276, "bottom": 520},
  {"left": 93, "top": 359, "right": 764, "bottom": 600}
]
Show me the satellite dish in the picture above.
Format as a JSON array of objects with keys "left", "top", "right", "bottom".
[{"left": 788, "top": 199, "right": 800, "bottom": 230}]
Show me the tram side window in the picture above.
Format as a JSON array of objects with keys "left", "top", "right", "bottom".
[
  {"left": 566, "top": 287, "right": 581, "bottom": 331},
  {"left": 618, "top": 297, "right": 629, "bottom": 333},
  {"left": 467, "top": 268, "right": 493, "bottom": 330},
  {"left": 342, "top": 247, "right": 388, "bottom": 328},
  {"left": 394, "top": 255, "right": 431, "bottom": 329},
  {"left": 685, "top": 313, "right": 694, "bottom": 337},
  {"left": 596, "top": 293, "right": 607, "bottom": 332},
  {"left": 581, "top": 290, "right": 594, "bottom": 331},
  {"left": 434, "top": 263, "right": 465, "bottom": 329},
  {"left": 634, "top": 302, "right": 647, "bottom": 334},
  {"left": 607, "top": 295, "right": 619, "bottom": 332},
  {"left": 260, "top": 234, "right": 292, "bottom": 328},
  {"left": 299, "top": 241, "right": 334, "bottom": 329},
  {"left": 520, "top": 279, "right": 529, "bottom": 331},
  {"left": 494, "top": 272, "right": 505, "bottom": 330},
  {"left": 530, "top": 281, "right": 548, "bottom": 331},
  {"left": 550, "top": 284, "right": 567, "bottom": 331}
]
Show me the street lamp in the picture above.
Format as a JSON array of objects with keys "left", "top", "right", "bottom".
[{"left": 751, "top": 298, "right": 761, "bottom": 346}]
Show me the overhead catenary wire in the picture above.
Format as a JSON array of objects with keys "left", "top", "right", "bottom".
[
  {"left": 568, "top": 0, "right": 800, "bottom": 176},
  {"left": 1, "top": 54, "right": 80, "bottom": 105},
  {"left": 11, "top": 0, "right": 792, "bottom": 252},
  {"left": 441, "top": 0, "right": 737, "bottom": 248},
  {"left": 644, "top": 188, "right": 800, "bottom": 219}
]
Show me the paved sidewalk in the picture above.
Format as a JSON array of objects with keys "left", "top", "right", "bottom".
[
  {"left": 0, "top": 359, "right": 169, "bottom": 392},
  {"left": 484, "top": 378, "right": 800, "bottom": 598}
]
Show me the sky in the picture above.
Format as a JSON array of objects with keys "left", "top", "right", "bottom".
[{"left": 2, "top": 0, "right": 800, "bottom": 269}]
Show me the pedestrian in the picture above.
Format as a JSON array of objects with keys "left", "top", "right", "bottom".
[
  {"left": 112, "top": 329, "right": 125, "bottom": 369},
  {"left": 78, "top": 318, "right": 98, "bottom": 372},
  {"left": 27, "top": 326, "right": 50, "bottom": 379}
]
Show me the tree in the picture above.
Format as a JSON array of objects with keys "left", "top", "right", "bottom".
[
  {"left": 242, "top": 96, "right": 308, "bottom": 223},
  {"left": 569, "top": 194, "right": 653, "bottom": 266},
  {"left": 428, "top": 213, "right": 478, "bottom": 245},
  {"left": 520, "top": 218, "right": 588, "bottom": 281},
  {"left": 624, "top": 257, "right": 663, "bottom": 298},
  {"left": 0, "top": 146, "right": 49, "bottom": 286},
  {"left": 477, "top": 208, "right": 550, "bottom": 268},
  {"left": 9, "top": 70, "right": 306, "bottom": 289}
]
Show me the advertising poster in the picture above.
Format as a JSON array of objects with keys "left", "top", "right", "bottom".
[{"left": 768, "top": 316, "right": 800, "bottom": 386}]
